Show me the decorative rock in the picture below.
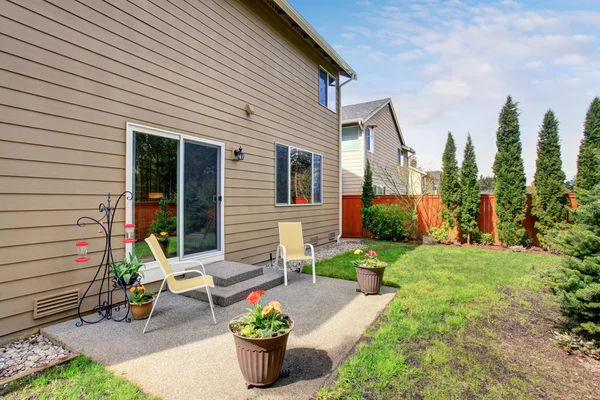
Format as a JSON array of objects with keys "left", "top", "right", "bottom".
[
  {"left": 509, "top": 245, "right": 525, "bottom": 253},
  {"left": 0, "top": 334, "right": 71, "bottom": 380}
]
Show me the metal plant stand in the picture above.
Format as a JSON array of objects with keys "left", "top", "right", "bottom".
[{"left": 75, "top": 191, "right": 136, "bottom": 326}]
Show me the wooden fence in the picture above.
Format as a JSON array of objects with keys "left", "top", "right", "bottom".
[{"left": 342, "top": 193, "right": 577, "bottom": 245}]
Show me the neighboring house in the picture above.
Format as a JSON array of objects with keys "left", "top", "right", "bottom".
[
  {"left": 0, "top": 0, "right": 355, "bottom": 338},
  {"left": 424, "top": 170, "right": 442, "bottom": 194},
  {"left": 341, "top": 99, "right": 425, "bottom": 195}
]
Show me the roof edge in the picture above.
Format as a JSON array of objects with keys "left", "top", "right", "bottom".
[{"left": 269, "top": 0, "right": 357, "bottom": 80}]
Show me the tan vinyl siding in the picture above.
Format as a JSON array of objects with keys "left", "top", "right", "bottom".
[
  {"left": 341, "top": 125, "right": 363, "bottom": 195},
  {"left": 0, "top": 0, "right": 341, "bottom": 337},
  {"left": 366, "top": 105, "right": 403, "bottom": 192}
]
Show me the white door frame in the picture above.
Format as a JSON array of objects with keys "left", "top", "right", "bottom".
[{"left": 125, "top": 123, "right": 225, "bottom": 284}]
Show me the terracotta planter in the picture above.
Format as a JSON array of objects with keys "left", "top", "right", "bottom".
[
  {"left": 130, "top": 300, "right": 154, "bottom": 320},
  {"left": 355, "top": 264, "right": 387, "bottom": 295},
  {"left": 229, "top": 315, "right": 294, "bottom": 388}
]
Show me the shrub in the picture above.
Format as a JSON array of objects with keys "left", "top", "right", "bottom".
[
  {"left": 480, "top": 233, "right": 494, "bottom": 246},
  {"left": 362, "top": 203, "right": 416, "bottom": 241},
  {"left": 148, "top": 197, "right": 177, "bottom": 237},
  {"left": 428, "top": 226, "right": 449, "bottom": 243}
]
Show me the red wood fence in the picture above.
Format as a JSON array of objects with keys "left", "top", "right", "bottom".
[{"left": 342, "top": 193, "right": 577, "bottom": 245}]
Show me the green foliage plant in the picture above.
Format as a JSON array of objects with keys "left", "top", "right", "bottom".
[
  {"left": 129, "top": 285, "right": 156, "bottom": 306},
  {"left": 429, "top": 226, "right": 449, "bottom": 243},
  {"left": 531, "top": 110, "right": 567, "bottom": 248},
  {"left": 440, "top": 132, "right": 461, "bottom": 229},
  {"left": 362, "top": 203, "right": 416, "bottom": 241},
  {"left": 148, "top": 197, "right": 177, "bottom": 237},
  {"left": 575, "top": 97, "right": 600, "bottom": 193},
  {"left": 352, "top": 249, "right": 388, "bottom": 268},
  {"left": 493, "top": 96, "right": 527, "bottom": 246},
  {"left": 110, "top": 253, "right": 144, "bottom": 286},
  {"left": 459, "top": 134, "right": 480, "bottom": 244},
  {"left": 480, "top": 233, "right": 494, "bottom": 246},
  {"left": 229, "top": 291, "right": 291, "bottom": 339}
]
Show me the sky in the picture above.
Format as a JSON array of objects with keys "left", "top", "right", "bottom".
[{"left": 289, "top": 0, "right": 600, "bottom": 182}]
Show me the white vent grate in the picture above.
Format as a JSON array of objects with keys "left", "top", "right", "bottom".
[{"left": 33, "top": 289, "right": 79, "bottom": 319}]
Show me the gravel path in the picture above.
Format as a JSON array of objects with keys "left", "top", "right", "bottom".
[
  {"left": 262, "top": 238, "right": 367, "bottom": 272},
  {"left": 0, "top": 334, "right": 71, "bottom": 381}
]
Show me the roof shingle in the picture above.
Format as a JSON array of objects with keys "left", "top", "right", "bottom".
[{"left": 342, "top": 98, "right": 390, "bottom": 123}]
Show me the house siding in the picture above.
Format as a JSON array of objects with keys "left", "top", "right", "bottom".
[
  {"left": 341, "top": 125, "right": 364, "bottom": 195},
  {"left": 366, "top": 104, "right": 403, "bottom": 192},
  {"left": 0, "top": 0, "right": 342, "bottom": 337}
]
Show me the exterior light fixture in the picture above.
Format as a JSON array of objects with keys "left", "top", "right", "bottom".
[
  {"left": 123, "top": 224, "right": 136, "bottom": 243},
  {"left": 75, "top": 241, "right": 91, "bottom": 263},
  {"left": 233, "top": 146, "right": 245, "bottom": 161}
]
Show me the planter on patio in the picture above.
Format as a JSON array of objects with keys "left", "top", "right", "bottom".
[
  {"left": 229, "top": 290, "right": 293, "bottom": 388},
  {"left": 353, "top": 249, "right": 387, "bottom": 295},
  {"left": 130, "top": 300, "right": 154, "bottom": 320},
  {"left": 129, "top": 286, "right": 156, "bottom": 320}
]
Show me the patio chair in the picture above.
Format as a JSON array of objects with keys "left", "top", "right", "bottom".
[
  {"left": 142, "top": 234, "right": 216, "bottom": 334},
  {"left": 275, "top": 222, "right": 316, "bottom": 286}
]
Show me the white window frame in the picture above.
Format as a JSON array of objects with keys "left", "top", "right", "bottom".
[
  {"left": 125, "top": 123, "right": 225, "bottom": 284},
  {"left": 365, "top": 127, "right": 375, "bottom": 153},
  {"left": 398, "top": 149, "right": 404, "bottom": 166},
  {"left": 275, "top": 142, "right": 323, "bottom": 206},
  {"left": 318, "top": 66, "right": 337, "bottom": 113}
]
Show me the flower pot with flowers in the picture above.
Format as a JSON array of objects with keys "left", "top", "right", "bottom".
[
  {"left": 229, "top": 290, "right": 293, "bottom": 388},
  {"left": 352, "top": 249, "right": 388, "bottom": 295},
  {"left": 110, "top": 253, "right": 144, "bottom": 287},
  {"left": 129, "top": 285, "right": 156, "bottom": 320}
]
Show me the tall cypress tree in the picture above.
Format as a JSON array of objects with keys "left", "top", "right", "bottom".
[
  {"left": 575, "top": 97, "right": 600, "bottom": 192},
  {"left": 362, "top": 158, "right": 374, "bottom": 209},
  {"left": 493, "top": 96, "right": 527, "bottom": 246},
  {"left": 440, "top": 132, "right": 461, "bottom": 228},
  {"left": 532, "top": 110, "right": 567, "bottom": 247},
  {"left": 459, "top": 134, "right": 480, "bottom": 244}
]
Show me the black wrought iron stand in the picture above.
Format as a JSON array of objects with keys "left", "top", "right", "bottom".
[{"left": 75, "top": 191, "right": 135, "bottom": 326}]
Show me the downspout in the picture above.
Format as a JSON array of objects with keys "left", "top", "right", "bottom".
[{"left": 337, "top": 74, "right": 356, "bottom": 243}]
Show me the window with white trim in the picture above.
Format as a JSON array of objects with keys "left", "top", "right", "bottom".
[
  {"left": 373, "top": 185, "right": 386, "bottom": 195},
  {"left": 398, "top": 149, "right": 404, "bottom": 166},
  {"left": 365, "top": 127, "right": 374, "bottom": 153},
  {"left": 319, "top": 66, "right": 337, "bottom": 112},
  {"left": 275, "top": 143, "right": 323, "bottom": 205}
]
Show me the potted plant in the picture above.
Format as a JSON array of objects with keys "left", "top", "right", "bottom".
[
  {"left": 229, "top": 290, "right": 293, "bottom": 388},
  {"left": 128, "top": 285, "right": 156, "bottom": 320},
  {"left": 110, "top": 253, "right": 144, "bottom": 287},
  {"left": 353, "top": 249, "right": 388, "bottom": 295},
  {"left": 148, "top": 197, "right": 176, "bottom": 254}
]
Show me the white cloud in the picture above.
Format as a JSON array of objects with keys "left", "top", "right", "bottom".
[
  {"left": 524, "top": 60, "right": 544, "bottom": 71},
  {"left": 554, "top": 54, "right": 587, "bottom": 66},
  {"left": 395, "top": 49, "right": 426, "bottom": 61},
  {"left": 356, "top": 0, "right": 372, "bottom": 6}
]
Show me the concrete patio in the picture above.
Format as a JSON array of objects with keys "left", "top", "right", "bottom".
[{"left": 42, "top": 272, "right": 397, "bottom": 400}]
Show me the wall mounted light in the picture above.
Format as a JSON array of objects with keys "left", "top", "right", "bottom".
[{"left": 233, "top": 146, "right": 245, "bottom": 161}]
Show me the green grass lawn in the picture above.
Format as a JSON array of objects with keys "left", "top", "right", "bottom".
[
  {"left": 303, "top": 242, "right": 575, "bottom": 399},
  {"left": 1, "top": 355, "right": 157, "bottom": 400}
]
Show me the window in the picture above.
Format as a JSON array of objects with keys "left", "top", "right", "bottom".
[
  {"left": 365, "top": 127, "right": 374, "bottom": 153},
  {"left": 275, "top": 143, "right": 323, "bottom": 205},
  {"left": 319, "top": 67, "right": 337, "bottom": 112},
  {"left": 398, "top": 149, "right": 404, "bottom": 166},
  {"left": 130, "top": 127, "right": 222, "bottom": 262},
  {"left": 373, "top": 185, "right": 386, "bottom": 195},
  {"left": 342, "top": 126, "right": 359, "bottom": 151}
]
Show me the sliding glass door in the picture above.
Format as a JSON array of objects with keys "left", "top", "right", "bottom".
[{"left": 132, "top": 130, "right": 221, "bottom": 261}]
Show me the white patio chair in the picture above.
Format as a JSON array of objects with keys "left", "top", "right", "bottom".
[
  {"left": 275, "top": 222, "right": 316, "bottom": 286},
  {"left": 142, "top": 234, "right": 216, "bottom": 334}
]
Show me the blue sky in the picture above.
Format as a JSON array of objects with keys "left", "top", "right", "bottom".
[{"left": 290, "top": 0, "right": 600, "bottom": 181}]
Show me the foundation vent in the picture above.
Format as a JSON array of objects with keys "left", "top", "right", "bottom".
[
  {"left": 33, "top": 289, "right": 79, "bottom": 319},
  {"left": 309, "top": 236, "right": 319, "bottom": 246},
  {"left": 329, "top": 232, "right": 337, "bottom": 241}
]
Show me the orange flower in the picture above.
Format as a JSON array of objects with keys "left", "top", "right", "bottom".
[
  {"left": 246, "top": 290, "right": 265, "bottom": 306},
  {"left": 261, "top": 301, "right": 282, "bottom": 317}
]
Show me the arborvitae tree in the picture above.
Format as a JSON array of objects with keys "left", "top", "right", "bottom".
[
  {"left": 440, "top": 132, "right": 461, "bottom": 228},
  {"left": 493, "top": 96, "right": 527, "bottom": 246},
  {"left": 459, "top": 134, "right": 480, "bottom": 244},
  {"left": 551, "top": 183, "right": 600, "bottom": 335},
  {"left": 531, "top": 110, "right": 567, "bottom": 247},
  {"left": 575, "top": 97, "right": 600, "bottom": 192},
  {"left": 362, "top": 158, "right": 374, "bottom": 209}
]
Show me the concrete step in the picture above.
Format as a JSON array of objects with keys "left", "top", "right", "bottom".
[
  {"left": 185, "top": 261, "right": 264, "bottom": 287},
  {"left": 180, "top": 268, "right": 285, "bottom": 307}
]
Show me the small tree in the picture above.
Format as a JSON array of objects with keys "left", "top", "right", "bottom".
[
  {"left": 440, "top": 132, "right": 461, "bottom": 230},
  {"left": 362, "top": 158, "right": 375, "bottom": 209},
  {"left": 575, "top": 97, "right": 600, "bottom": 193},
  {"left": 531, "top": 110, "right": 567, "bottom": 247},
  {"left": 459, "top": 134, "right": 480, "bottom": 244},
  {"left": 493, "top": 96, "right": 527, "bottom": 246},
  {"left": 551, "top": 183, "right": 600, "bottom": 336},
  {"left": 148, "top": 197, "right": 177, "bottom": 236}
]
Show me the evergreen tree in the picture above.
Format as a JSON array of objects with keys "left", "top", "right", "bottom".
[
  {"left": 531, "top": 110, "right": 567, "bottom": 247},
  {"left": 362, "top": 158, "right": 374, "bottom": 209},
  {"left": 440, "top": 132, "right": 461, "bottom": 228},
  {"left": 575, "top": 97, "right": 600, "bottom": 192},
  {"left": 551, "top": 183, "right": 600, "bottom": 335},
  {"left": 493, "top": 96, "right": 527, "bottom": 246},
  {"left": 459, "top": 134, "right": 480, "bottom": 244}
]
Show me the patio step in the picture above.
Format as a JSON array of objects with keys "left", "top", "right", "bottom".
[
  {"left": 180, "top": 269, "right": 285, "bottom": 307},
  {"left": 199, "top": 261, "right": 264, "bottom": 287}
]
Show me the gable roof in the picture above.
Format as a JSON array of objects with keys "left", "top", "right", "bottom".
[
  {"left": 265, "top": 0, "right": 356, "bottom": 80},
  {"left": 342, "top": 98, "right": 410, "bottom": 149}
]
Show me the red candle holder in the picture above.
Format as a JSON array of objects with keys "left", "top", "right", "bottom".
[{"left": 123, "top": 224, "right": 136, "bottom": 243}]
